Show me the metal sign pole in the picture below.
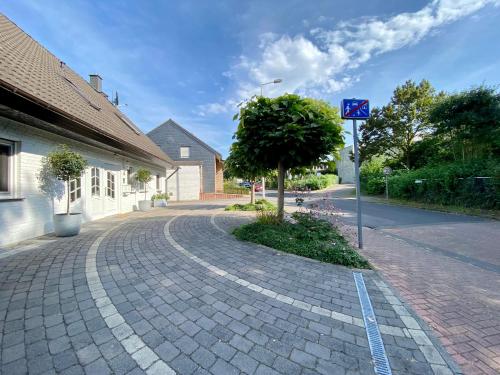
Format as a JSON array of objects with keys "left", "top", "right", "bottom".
[
  {"left": 352, "top": 119, "right": 363, "bottom": 249},
  {"left": 385, "top": 175, "right": 388, "bottom": 200}
]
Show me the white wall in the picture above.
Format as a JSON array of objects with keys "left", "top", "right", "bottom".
[
  {"left": 0, "top": 116, "right": 167, "bottom": 247},
  {"left": 337, "top": 145, "right": 355, "bottom": 184},
  {"left": 166, "top": 165, "right": 201, "bottom": 201}
]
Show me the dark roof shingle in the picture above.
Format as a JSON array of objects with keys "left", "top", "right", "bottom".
[{"left": 0, "top": 14, "right": 172, "bottom": 165}]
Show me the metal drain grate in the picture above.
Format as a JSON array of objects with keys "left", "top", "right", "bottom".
[{"left": 353, "top": 272, "right": 392, "bottom": 375}]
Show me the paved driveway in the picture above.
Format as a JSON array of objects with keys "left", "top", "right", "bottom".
[{"left": 0, "top": 202, "right": 457, "bottom": 375}]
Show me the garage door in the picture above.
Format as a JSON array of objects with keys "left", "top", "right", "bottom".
[{"left": 167, "top": 165, "right": 201, "bottom": 201}]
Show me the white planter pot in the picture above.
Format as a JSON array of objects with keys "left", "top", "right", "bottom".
[
  {"left": 138, "top": 200, "right": 152, "bottom": 211},
  {"left": 153, "top": 199, "right": 168, "bottom": 207},
  {"left": 53, "top": 213, "right": 82, "bottom": 237}
]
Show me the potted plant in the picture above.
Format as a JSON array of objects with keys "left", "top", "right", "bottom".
[
  {"left": 136, "top": 167, "right": 152, "bottom": 211},
  {"left": 45, "top": 145, "right": 87, "bottom": 237},
  {"left": 151, "top": 193, "right": 169, "bottom": 207}
]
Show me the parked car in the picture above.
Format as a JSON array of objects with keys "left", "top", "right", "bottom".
[
  {"left": 240, "top": 181, "right": 252, "bottom": 188},
  {"left": 254, "top": 183, "right": 262, "bottom": 192}
]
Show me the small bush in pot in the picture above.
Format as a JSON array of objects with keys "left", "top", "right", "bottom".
[
  {"left": 151, "top": 193, "right": 170, "bottom": 207},
  {"left": 46, "top": 145, "right": 87, "bottom": 236},
  {"left": 136, "top": 168, "right": 153, "bottom": 211}
]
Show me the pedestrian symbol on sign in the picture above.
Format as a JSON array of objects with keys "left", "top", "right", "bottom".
[{"left": 341, "top": 99, "right": 370, "bottom": 119}]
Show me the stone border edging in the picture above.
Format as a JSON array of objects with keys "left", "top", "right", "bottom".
[{"left": 86, "top": 222, "right": 176, "bottom": 375}]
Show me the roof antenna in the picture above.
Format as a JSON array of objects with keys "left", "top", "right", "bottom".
[
  {"left": 112, "top": 91, "right": 127, "bottom": 107},
  {"left": 59, "top": 61, "right": 65, "bottom": 69},
  {"left": 112, "top": 91, "right": 119, "bottom": 106}
]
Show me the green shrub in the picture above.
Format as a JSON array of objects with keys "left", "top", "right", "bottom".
[
  {"left": 225, "top": 199, "right": 276, "bottom": 211},
  {"left": 287, "top": 174, "right": 338, "bottom": 190},
  {"left": 223, "top": 180, "right": 250, "bottom": 195},
  {"left": 387, "top": 159, "right": 499, "bottom": 209},
  {"left": 233, "top": 212, "right": 370, "bottom": 268},
  {"left": 151, "top": 193, "right": 169, "bottom": 201},
  {"left": 360, "top": 155, "right": 387, "bottom": 194}
]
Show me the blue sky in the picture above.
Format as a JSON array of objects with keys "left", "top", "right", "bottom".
[{"left": 3, "top": 0, "right": 500, "bottom": 157}]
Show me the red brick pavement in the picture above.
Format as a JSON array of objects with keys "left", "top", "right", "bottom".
[{"left": 359, "top": 227, "right": 500, "bottom": 375}]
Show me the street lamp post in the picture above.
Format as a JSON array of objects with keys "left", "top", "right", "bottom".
[
  {"left": 259, "top": 78, "right": 282, "bottom": 200},
  {"left": 260, "top": 79, "right": 282, "bottom": 97}
]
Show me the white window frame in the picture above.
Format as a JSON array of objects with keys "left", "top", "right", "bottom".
[
  {"left": 106, "top": 171, "right": 115, "bottom": 199},
  {"left": 180, "top": 146, "right": 190, "bottom": 159},
  {"left": 0, "top": 139, "right": 16, "bottom": 196},
  {"left": 69, "top": 177, "right": 81, "bottom": 202},
  {"left": 91, "top": 167, "right": 100, "bottom": 196}
]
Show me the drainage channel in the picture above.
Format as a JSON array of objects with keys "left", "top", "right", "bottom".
[{"left": 353, "top": 272, "right": 392, "bottom": 375}]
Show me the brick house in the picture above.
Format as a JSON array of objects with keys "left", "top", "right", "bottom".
[{"left": 148, "top": 119, "right": 224, "bottom": 194}]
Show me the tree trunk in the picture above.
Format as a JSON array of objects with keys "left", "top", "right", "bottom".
[
  {"left": 277, "top": 161, "right": 285, "bottom": 221},
  {"left": 250, "top": 182, "right": 255, "bottom": 204},
  {"left": 66, "top": 180, "right": 70, "bottom": 215}
]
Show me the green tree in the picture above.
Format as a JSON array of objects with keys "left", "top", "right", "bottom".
[
  {"left": 359, "top": 79, "right": 440, "bottom": 169},
  {"left": 135, "top": 168, "right": 152, "bottom": 200},
  {"left": 232, "top": 94, "right": 344, "bottom": 220},
  {"left": 430, "top": 86, "right": 500, "bottom": 160},
  {"left": 46, "top": 145, "right": 87, "bottom": 215},
  {"left": 224, "top": 142, "right": 266, "bottom": 204}
]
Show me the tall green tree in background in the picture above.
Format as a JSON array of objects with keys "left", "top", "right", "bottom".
[
  {"left": 359, "top": 79, "right": 440, "bottom": 169},
  {"left": 430, "top": 86, "right": 500, "bottom": 161},
  {"left": 231, "top": 94, "right": 344, "bottom": 220}
]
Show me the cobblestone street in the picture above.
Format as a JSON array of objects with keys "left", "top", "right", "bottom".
[{"left": 0, "top": 203, "right": 458, "bottom": 374}]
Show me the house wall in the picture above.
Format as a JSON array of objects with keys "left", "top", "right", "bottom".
[
  {"left": 148, "top": 124, "right": 216, "bottom": 193},
  {"left": 166, "top": 165, "right": 201, "bottom": 201},
  {"left": 215, "top": 159, "right": 223, "bottom": 193},
  {"left": 337, "top": 145, "right": 355, "bottom": 184},
  {"left": 0, "top": 116, "right": 167, "bottom": 247}
]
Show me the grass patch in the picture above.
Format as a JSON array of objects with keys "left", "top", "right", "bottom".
[
  {"left": 225, "top": 199, "right": 275, "bottom": 211},
  {"left": 233, "top": 212, "right": 370, "bottom": 268}
]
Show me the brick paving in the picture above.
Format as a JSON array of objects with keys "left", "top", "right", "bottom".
[
  {"left": 0, "top": 203, "right": 457, "bottom": 374},
  {"left": 358, "top": 226, "right": 500, "bottom": 375}
]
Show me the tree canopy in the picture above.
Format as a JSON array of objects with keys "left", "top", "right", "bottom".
[
  {"left": 430, "top": 86, "right": 500, "bottom": 160},
  {"left": 231, "top": 94, "right": 344, "bottom": 219},
  {"left": 359, "top": 79, "right": 440, "bottom": 169}
]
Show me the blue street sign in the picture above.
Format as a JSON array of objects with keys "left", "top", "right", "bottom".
[{"left": 341, "top": 99, "right": 370, "bottom": 119}]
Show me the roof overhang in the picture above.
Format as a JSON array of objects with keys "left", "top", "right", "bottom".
[{"left": 0, "top": 85, "right": 174, "bottom": 168}]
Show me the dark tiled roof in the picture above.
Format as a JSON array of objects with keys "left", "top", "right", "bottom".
[{"left": 0, "top": 14, "right": 173, "bottom": 166}]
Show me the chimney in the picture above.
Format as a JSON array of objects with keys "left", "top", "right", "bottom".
[{"left": 89, "top": 74, "right": 102, "bottom": 92}]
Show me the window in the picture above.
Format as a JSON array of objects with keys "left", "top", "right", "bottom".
[
  {"left": 69, "top": 178, "right": 81, "bottom": 202},
  {"left": 91, "top": 167, "right": 100, "bottom": 196},
  {"left": 156, "top": 174, "right": 161, "bottom": 191},
  {"left": 106, "top": 172, "right": 115, "bottom": 198},
  {"left": 59, "top": 74, "right": 101, "bottom": 111},
  {"left": 180, "top": 146, "right": 190, "bottom": 158},
  {"left": 0, "top": 140, "right": 14, "bottom": 194}
]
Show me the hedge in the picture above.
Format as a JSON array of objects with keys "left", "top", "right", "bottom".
[
  {"left": 223, "top": 181, "right": 250, "bottom": 195},
  {"left": 286, "top": 174, "right": 338, "bottom": 191},
  {"left": 384, "top": 160, "right": 499, "bottom": 209}
]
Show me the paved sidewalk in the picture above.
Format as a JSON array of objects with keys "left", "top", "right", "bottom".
[
  {"left": 0, "top": 203, "right": 457, "bottom": 374},
  {"left": 358, "top": 227, "right": 500, "bottom": 375},
  {"left": 304, "top": 184, "right": 500, "bottom": 375}
]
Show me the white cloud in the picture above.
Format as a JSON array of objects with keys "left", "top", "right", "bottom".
[
  {"left": 200, "top": 0, "right": 499, "bottom": 112},
  {"left": 197, "top": 99, "right": 238, "bottom": 116}
]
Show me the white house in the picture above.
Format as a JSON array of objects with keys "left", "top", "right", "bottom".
[
  {"left": 0, "top": 14, "right": 192, "bottom": 247},
  {"left": 336, "top": 145, "right": 355, "bottom": 184}
]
